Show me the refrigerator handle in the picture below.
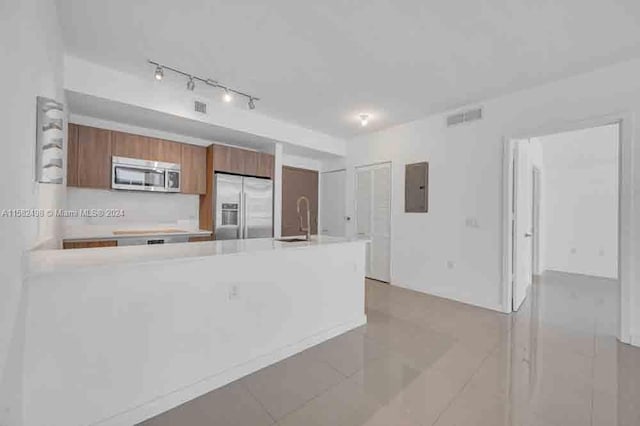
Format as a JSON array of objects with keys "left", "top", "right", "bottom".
[
  {"left": 238, "top": 191, "right": 243, "bottom": 239},
  {"left": 243, "top": 192, "right": 248, "bottom": 239}
]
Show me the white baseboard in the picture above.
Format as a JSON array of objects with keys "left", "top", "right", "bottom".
[
  {"left": 92, "top": 315, "right": 367, "bottom": 426},
  {"left": 394, "top": 282, "right": 504, "bottom": 314},
  {"left": 630, "top": 334, "right": 640, "bottom": 348}
]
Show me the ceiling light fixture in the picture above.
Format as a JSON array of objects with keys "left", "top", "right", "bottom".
[
  {"left": 359, "top": 114, "right": 370, "bottom": 127},
  {"left": 147, "top": 60, "right": 259, "bottom": 110},
  {"left": 154, "top": 65, "right": 164, "bottom": 80},
  {"left": 223, "top": 88, "right": 233, "bottom": 103}
]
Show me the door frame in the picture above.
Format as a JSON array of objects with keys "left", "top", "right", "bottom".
[
  {"left": 354, "top": 161, "right": 393, "bottom": 283},
  {"left": 501, "top": 113, "right": 632, "bottom": 345},
  {"left": 510, "top": 140, "right": 534, "bottom": 311},
  {"left": 532, "top": 166, "right": 542, "bottom": 276}
]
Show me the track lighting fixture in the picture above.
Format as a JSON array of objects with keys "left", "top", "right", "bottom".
[
  {"left": 359, "top": 114, "right": 370, "bottom": 127},
  {"left": 154, "top": 65, "right": 164, "bottom": 80},
  {"left": 147, "top": 60, "right": 259, "bottom": 110},
  {"left": 223, "top": 89, "right": 232, "bottom": 103}
]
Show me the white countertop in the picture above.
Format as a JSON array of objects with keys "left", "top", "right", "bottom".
[
  {"left": 62, "top": 225, "right": 211, "bottom": 241},
  {"left": 27, "top": 236, "right": 368, "bottom": 277}
]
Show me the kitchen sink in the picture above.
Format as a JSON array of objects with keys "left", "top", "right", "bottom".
[{"left": 276, "top": 238, "right": 309, "bottom": 243}]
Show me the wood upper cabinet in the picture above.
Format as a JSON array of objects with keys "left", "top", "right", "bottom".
[
  {"left": 181, "top": 144, "right": 207, "bottom": 194},
  {"left": 68, "top": 126, "right": 207, "bottom": 192},
  {"left": 154, "top": 138, "right": 181, "bottom": 163},
  {"left": 241, "top": 150, "right": 258, "bottom": 176},
  {"left": 213, "top": 144, "right": 272, "bottom": 177},
  {"left": 256, "top": 153, "right": 274, "bottom": 178},
  {"left": 112, "top": 131, "right": 149, "bottom": 159},
  {"left": 213, "top": 145, "right": 244, "bottom": 174},
  {"left": 76, "top": 125, "right": 112, "bottom": 189},
  {"left": 112, "top": 132, "right": 181, "bottom": 164},
  {"left": 67, "top": 123, "right": 79, "bottom": 186}
]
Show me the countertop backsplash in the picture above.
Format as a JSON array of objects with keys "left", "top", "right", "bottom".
[{"left": 65, "top": 187, "right": 199, "bottom": 229}]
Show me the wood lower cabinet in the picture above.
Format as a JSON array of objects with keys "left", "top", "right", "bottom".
[
  {"left": 181, "top": 144, "right": 207, "bottom": 194},
  {"left": 281, "top": 166, "right": 318, "bottom": 237},
  {"left": 77, "top": 125, "right": 112, "bottom": 189},
  {"left": 63, "top": 240, "right": 118, "bottom": 249},
  {"left": 188, "top": 235, "right": 212, "bottom": 242}
]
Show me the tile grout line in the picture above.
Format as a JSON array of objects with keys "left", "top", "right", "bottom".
[
  {"left": 239, "top": 380, "right": 279, "bottom": 425},
  {"left": 427, "top": 337, "right": 504, "bottom": 426}
]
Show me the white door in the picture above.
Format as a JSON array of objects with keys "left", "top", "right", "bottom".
[
  {"left": 513, "top": 141, "right": 534, "bottom": 310},
  {"left": 355, "top": 163, "right": 391, "bottom": 282},
  {"left": 320, "top": 170, "right": 346, "bottom": 236}
]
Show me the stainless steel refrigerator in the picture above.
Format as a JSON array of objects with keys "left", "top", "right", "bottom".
[{"left": 214, "top": 173, "right": 273, "bottom": 240}]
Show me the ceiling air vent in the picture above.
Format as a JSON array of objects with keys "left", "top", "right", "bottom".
[
  {"left": 447, "top": 107, "right": 483, "bottom": 127},
  {"left": 194, "top": 100, "right": 207, "bottom": 114},
  {"left": 446, "top": 112, "right": 465, "bottom": 127}
]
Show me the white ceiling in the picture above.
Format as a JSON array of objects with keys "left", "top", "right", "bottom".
[{"left": 57, "top": 0, "right": 640, "bottom": 138}]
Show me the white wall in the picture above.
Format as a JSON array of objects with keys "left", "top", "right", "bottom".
[
  {"left": 345, "top": 58, "right": 639, "bottom": 345},
  {"left": 0, "top": 0, "right": 65, "bottom": 424},
  {"left": 282, "top": 154, "right": 322, "bottom": 171},
  {"left": 538, "top": 124, "right": 619, "bottom": 279},
  {"left": 65, "top": 188, "right": 200, "bottom": 229}
]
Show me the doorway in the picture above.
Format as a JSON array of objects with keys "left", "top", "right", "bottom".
[
  {"left": 511, "top": 139, "right": 536, "bottom": 311},
  {"left": 355, "top": 162, "right": 391, "bottom": 283},
  {"left": 505, "top": 120, "right": 623, "bottom": 326},
  {"left": 320, "top": 169, "right": 346, "bottom": 237}
]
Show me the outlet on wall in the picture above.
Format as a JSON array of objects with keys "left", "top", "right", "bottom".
[
  {"left": 447, "top": 260, "right": 455, "bottom": 269},
  {"left": 465, "top": 217, "right": 480, "bottom": 228},
  {"left": 228, "top": 284, "right": 240, "bottom": 300}
]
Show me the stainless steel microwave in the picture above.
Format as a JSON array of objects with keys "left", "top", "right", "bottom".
[{"left": 111, "top": 156, "right": 181, "bottom": 193}]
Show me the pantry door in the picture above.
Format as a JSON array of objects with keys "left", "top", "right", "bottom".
[{"left": 355, "top": 162, "right": 391, "bottom": 282}]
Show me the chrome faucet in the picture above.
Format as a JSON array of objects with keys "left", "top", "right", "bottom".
[{"left": 296, "top": 196, "right": 311, "bottom": 241}]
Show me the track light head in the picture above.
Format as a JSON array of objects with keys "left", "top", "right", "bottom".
[
  {"left": 148, "top": 60, "right": 258, "bottom": 108},
  {"left": 223, "top": 89, "right": 232, "bottom": 103},
  {"left": 154, "top": 65, "right": 164, "bottom": 80}
]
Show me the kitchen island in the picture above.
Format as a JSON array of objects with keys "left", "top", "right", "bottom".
[{"left": 23, "top": 236, "right": 367, "bottom": 426}]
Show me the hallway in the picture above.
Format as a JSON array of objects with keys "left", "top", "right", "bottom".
[{"left": 141, "top": 274, "right": 640, "bottom": 426}]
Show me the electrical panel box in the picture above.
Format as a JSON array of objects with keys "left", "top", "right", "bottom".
[{"left": 405, "top": 162, "right": 428, "bottom": 213}]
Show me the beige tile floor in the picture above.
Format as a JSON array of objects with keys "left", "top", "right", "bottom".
[{"left": 139, "top": 272, "right": 640, "bottom": 426}]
